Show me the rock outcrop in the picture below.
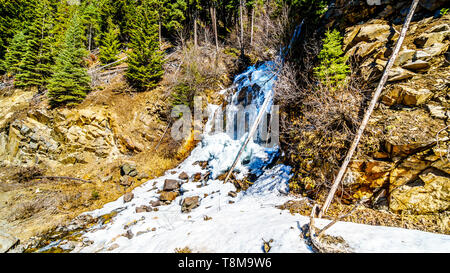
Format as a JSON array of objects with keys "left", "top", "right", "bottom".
[{"left": 335, "top": 4, "right": 449, "bottom": 215}]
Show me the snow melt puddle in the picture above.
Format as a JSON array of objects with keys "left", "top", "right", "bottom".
[{"left": 68, "top": 60, "right": 450, "bottom": 253}]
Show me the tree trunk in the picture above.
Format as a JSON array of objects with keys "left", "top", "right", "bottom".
[
  {"left": 194, "top": 12, "right": 198, "bottom": 48},
  {"left": 239, "top": 0, "right": 244, "bottom": 55},
  {"left": 211, "top": 6, "right": 219, "bottom": 52},
  {"left": 88, "top": 24, "right": 92, "bottom": 52},
  {"left": 159, "top": 19, "right": 162, "bottom": 49},
  {"left": 250, "top": 7, "right": 254, "bottom": 48},
  {"left": 319, "top": 0, "right": 420, "bottom": 218}
]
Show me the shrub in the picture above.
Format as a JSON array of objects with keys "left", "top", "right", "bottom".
[{"left": 314, "top": 29, "right": 350, "bottom": 87}]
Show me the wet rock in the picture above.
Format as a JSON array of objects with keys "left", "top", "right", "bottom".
[
  {"left": 390, "top": 170, "right": 450, "bottom": 214},
  {"left": 160, "top": 191, "right": 178, "bottom": 202},
  {"left": 178, "top": 172, "right": 189, "bottom": 180},
  {"left": 0, "top": 231, "right": 19, "bottom": 253},
  {"left": 123, "top": 192, "right": 134, "bottom": 203},
  {"left": 181, "top": 196, "right": 200, "bottom": 213},
  {"left": 163, "top": 179, "right": 180, "bottom": 191}
]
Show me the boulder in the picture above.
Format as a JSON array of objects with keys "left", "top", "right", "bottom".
[
  {"left": 121, "top": 163, "right": 137, "bottom": 176},
  {"left": 163, "top": 179, "right": 180, "bottom": 191},
  {"left": 149, "top": 200, "right": 161, "bottom": 207},
  {"left": 178, "top": 172, "right": 189, "bottom": 180},
  {"left": 389, "top": 170, "right": 450, "bottom": 214},
  {"left": 181, "top": 196, "right": 200, "bottom": 213},
  {"left": 123, "top": 192, "right": 134, "bottom": 203},
  {"left": 193, "top": 173, "right": 202, "bottom": 182},
  {"left": 135, "top": 205, "right": 152, "bottom": 213},
  {"left": 402, "top": 88, "right": 433, "bottom": 106},
  {"left": 159, "top": 191, "right": 178, "bottom": 202},
  {"left": 382, "top": 85, "right": 432, "bottom": 106},
  {"left": 355, "top": 23, "right": 391, "bottom": 44}
]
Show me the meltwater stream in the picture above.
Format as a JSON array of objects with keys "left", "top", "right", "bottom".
[{"left": 56, "top": 58, "right": 297, "bottom": 253}]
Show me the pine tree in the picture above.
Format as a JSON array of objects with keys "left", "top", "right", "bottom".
[
  {"left": 166, "top": 0, "right": 187, "bottom": 34},
  {"left": 0, "top": 0, "right": 35, "bottom": 72},
  {"left": 3, "top": 31, "right": 27, "bottom": 76},
  {"left": 47, "top": 13, "right": 91, "bottom": 107},
  {"left": 14, "top": 0, "right": 55, "bottom": 89},
  {"left": 314, "top": 29, "right": 349, "bottom": 86},
  {"left": 81, "top": 1, "right": 101, "bottom": 52},
  {"left": 99, "top": 18, "right": 120, "bottom": 65},
  {"left": 126, "top": 2, "right": 164, "bottom": 91}
]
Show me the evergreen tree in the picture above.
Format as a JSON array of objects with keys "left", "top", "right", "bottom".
[
  {"left": 81, "top": 1, "right": 101, "bottom": 52},
  {"left": 3, "top": 31, "right": 27, "bottom": 76},
  {"left": 314, "top": 29, "right": 349, "bottom": 86},
  {"left": 14, "top": 0, "right": 55, "bottom": 89},
  {"left": 99, "top": 18, "right": 120, "bottom": 65},
  {"left": 47, "top": 13, "right": 91, "bottom": 107},
  {"left": 167, "top": 0, "right": 187, "bottom": 34},
  {"left": 126, "top": 2, "right": 164, "bottom": 91},
  {"left": 0, "top": 0, "right": 35, "bottom": 73}
]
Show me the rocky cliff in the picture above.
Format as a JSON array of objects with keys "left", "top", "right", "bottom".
[{"left": 329, "top": 1, "right": 449, "bottom": 216}]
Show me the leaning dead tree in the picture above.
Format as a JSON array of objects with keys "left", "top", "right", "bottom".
[{"left": 319, "top": 0, "right": 420, "bottom": 217}]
